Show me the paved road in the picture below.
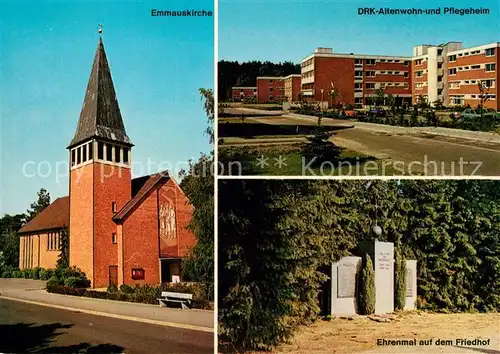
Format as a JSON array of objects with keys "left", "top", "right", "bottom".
[
  {"left": 0, "top": 279, "right": 213, "bottom": 330},
  {"left": 333, "top": 128, "right": 500, "bottom": 176},
  {"left": 0, "top": 298, "right": 213, "bottom": 353}
]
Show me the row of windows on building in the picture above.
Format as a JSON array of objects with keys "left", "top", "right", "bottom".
[
  {"left": 449, "top": 64, "right": 496, "bottom": 75},
  {"left": 70, "top": 141, "right": 131, "bottom": 167},
  {"left": 47, "top": 232, "right": 61, "bottom": 251},
  {"left": 450, "top": 95, "right": 497, "bottom": 103},
  {"left": 449, "top": 48, "right": 496, "bottom": 62},
  {"left": 356, "top": 59, "right": 410, "bottom": 66},
  {"left": 449, "top": 79, "right": 496, "bottom": 89}
]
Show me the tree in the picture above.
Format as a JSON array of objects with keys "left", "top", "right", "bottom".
[
  {"left": 180, "top": 88, "right": 214, "bottom": 301},
  {"left": 199, "top": 88, "right": 214, "bottom": 144},
  {"left": 57, "top": 226, "right": 69, "bottom": 269},
  {"left": 0, "top": 213, "right": 26, "bottom": 267},
  {"left": 358, "top": 254, "right": 376, "bottom": 315},
  {"left": 218, "top": 180, "right": 359, "bottom": 350},
  {"left": 374, "top": 88, "right": 385, "bottom": 106},
  {"left": 394, "top": 248, "right": 407, "bottom": 310},
  {"left": 26, "top": 188, "right": 50, "bottom": 222}
]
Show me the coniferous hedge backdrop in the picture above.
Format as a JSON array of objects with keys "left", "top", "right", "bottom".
[{"left": 218, "top": 179, "right": 500, "bottom": 351}]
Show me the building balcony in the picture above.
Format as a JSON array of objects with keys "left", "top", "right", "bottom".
[
  {"left": 301, "top": 76, "right": 315, "bottom": 84},
  {"left": 437, "top": 82, "right": 444, "bottom": 89}
]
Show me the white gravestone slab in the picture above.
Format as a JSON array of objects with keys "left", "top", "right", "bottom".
[
  {"left": 374, "top": 241, "right": 394, "bottom": 314},
  {"left": 404, "top": 260, "right": 417, "bottom": 310},
  {"left": 330, "top": 256, "right": 361, "bottom": 316}
]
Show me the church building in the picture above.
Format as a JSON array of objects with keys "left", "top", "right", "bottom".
[{"left": 18, "top": 35, "right": 197, "bottom": 288}]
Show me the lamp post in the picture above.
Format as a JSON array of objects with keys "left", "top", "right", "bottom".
[{"left": 367, "top": 181, "right": 382, "bottom": 237}]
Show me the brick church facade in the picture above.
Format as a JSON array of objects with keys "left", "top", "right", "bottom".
[{"left": 18, "top": 36, "right": 197, "bottom": 288}]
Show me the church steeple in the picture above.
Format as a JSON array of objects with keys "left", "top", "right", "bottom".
[{"left": 68, "top": 35, "right": 132, "bottom": 148}]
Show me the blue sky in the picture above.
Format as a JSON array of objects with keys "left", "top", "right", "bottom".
[
  {"left": 220, "top": 0, "right": 499, "bottom": 62},
  {"left": 1, "top": 0, "right": 214, "bottom": 215}
]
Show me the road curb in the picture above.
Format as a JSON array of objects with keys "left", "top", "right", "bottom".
[{"left": 0, "top": 295, "right": 213, "bottom": 333}]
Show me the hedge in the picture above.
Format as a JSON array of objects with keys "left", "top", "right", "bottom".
[{"left": 46, "top": 282, "right": 213, "bottom": 310}]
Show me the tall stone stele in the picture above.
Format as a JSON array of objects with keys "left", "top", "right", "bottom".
[{"left": 67, "top": 36, "right": 133, "bottom": 288}]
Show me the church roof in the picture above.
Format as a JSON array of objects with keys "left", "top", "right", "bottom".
[
  {"left": 18, "top": 197, "right": 70, "bottom": 234},
  {"left": 17, "top": 173, "right": 174, "bottom": 233},
  {"left": 113, "top": 171, "right": 171, "bottom": 223},
  {"left": 68, "top": 36, "right": 132, "bottom": 148}
]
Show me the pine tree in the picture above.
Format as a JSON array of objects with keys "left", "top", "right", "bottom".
[
  {"left": 394, "top": 248, "right": 407, "bottom": 311},
  {"left": 57, "top": 226, "right": 69, "bottom": 269},
  {"left": 26, "top": 188, "right": 50, "bottom": 222},
  {"left": 358, "top": 254, "right": 376, "bottom": 315}
]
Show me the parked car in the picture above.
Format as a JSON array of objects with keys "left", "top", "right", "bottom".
[
  {"left": 344, "top": 110, "right": 358, "bottom": 118},
  {"left": 486, "top": 109, "right": 500, "bottom": 120},
  {"left": 461, "top": 108, "right": 498, "bottom": 119},
  {"left": 369, "top": 108, "right": 387, "bottom": 117}
]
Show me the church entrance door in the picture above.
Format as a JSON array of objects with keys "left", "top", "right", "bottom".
[{"left": 109, "top": 265, "right": 118, "bottom": 287}]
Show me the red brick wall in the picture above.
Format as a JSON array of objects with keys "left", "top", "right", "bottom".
[
  {"left": 292, "top": 76, "right": 301, "bottom": 101},
  {"left": 314, "top": 57, "right": 355, "bottom": 105},
  {"left": 39, "top": 232, "right": 60, "bottom": 269},
  {"left": 448, "top": 45, "right": 499, "bottom": 110},
  {"left": 158, "top": 179, "right": 196, "bottom": 258},
  {"left": 93, "top": 163, "right": 131, "bottom": 288},
  {"left": 257, "top": 78, "right": 285, "bottom": 103},
  {"left": 412, "top": 60, "right": 428, "bottom": 103},
  {"left": 70, "top": 163, "right": 94, "bottom": 282},
  {"left": 122, "top": 187, "right": 160, "bottom": 286},
  {"left": 232, "top": 88, "right": 257, "bottom": 101}
]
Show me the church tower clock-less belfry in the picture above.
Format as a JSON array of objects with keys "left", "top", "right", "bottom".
[{"left": 68, "top": 32, "right": 133, "bottom": 288}]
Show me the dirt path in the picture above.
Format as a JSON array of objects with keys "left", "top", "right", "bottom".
[{"left": 274, "top": 312, "right": 500, "bottom": 354}]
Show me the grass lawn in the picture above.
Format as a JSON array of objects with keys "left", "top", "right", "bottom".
[{"left": 218, "top": 143, "right": 409, "bottom": 176}]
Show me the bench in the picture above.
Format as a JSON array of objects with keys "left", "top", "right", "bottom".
[{"left": 157, "top": 291, "right": 193, "bottom": 309}]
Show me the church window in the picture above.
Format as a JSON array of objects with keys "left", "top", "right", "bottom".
[
  {"left": 98, "top": 142, "right": 104, "bottom": 160},
  {"left": 77, "top": 147, "right": 81, "bottom": 164},
  {"left": 115, "top": 146, "right": 121, "bottom": 163},
  {"left": 83, "top": 145, "right": 87, "bottom": 162},
  {"left": 112, "top": 233, "right": 117, "bottom": 244},
  {"left": 71, "top": 149, "right": 76, "bottom": 167},
  {"left": 88, "top": 142, "right": 93, "bottom": 160},
  {"left": 123, "top": 148, "right": 129, "bottom": 164},
  {"left": 105, "top": 144, "right": 113, "bottom": 162},
  {"left": 112, "top": 202, "right": 117, "bottom": 213}
]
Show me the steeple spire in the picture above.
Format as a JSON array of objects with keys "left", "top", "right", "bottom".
[{"left": 68, "top": 33, "right": 132, "bottom": 148}]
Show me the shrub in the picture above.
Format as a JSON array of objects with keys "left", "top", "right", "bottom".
[
  {"left": 301, "top": 127, "right": 341, "bottom": 167},
  {"left": 119, "top": 284, "right": 135, "bottom": 294},
  {"left": 394, "top": 251, "right": 407, "bottom": 311},
  {"left": 84, "top": 290, "right": 108, "bottom": 300},
  {"left": 39, "top": 269, "right": 49, "bottom": 280},
  {"left": 161, "top": 282, "right": 205, "bottom": 301},
  {"left": 12, "top": 270, "right": 22, "bottom": 278},
  {"left": 47, "top": 276, "right": 63, "bottom": 287},
  {"left": 0, "top": 265, "right": 17, "bottom": 278},
  {"left": 47, "top": 284, "right": 85, "bottom": 296},
  {"left": 31, "top": 267, "right": 42, "bottom": 280},
  {"left": 64, "top": 276, "right": 90, "bottom": 288},
  {"left": 107, "top": 284, "right": 118, "bottom": 294},
  {"left": 56, "top": 266, "right": 88, "bottom": 280},
  {"left": 358, "top": 254, "right": 376, "bottom": 315}
]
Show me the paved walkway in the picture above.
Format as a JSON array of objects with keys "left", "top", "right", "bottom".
[
  {"left": 0, "top": 279, "right": 213, "bottom": 332},
  {"left": 284, "top": 113, "right": 500, "bottom": 143}
]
